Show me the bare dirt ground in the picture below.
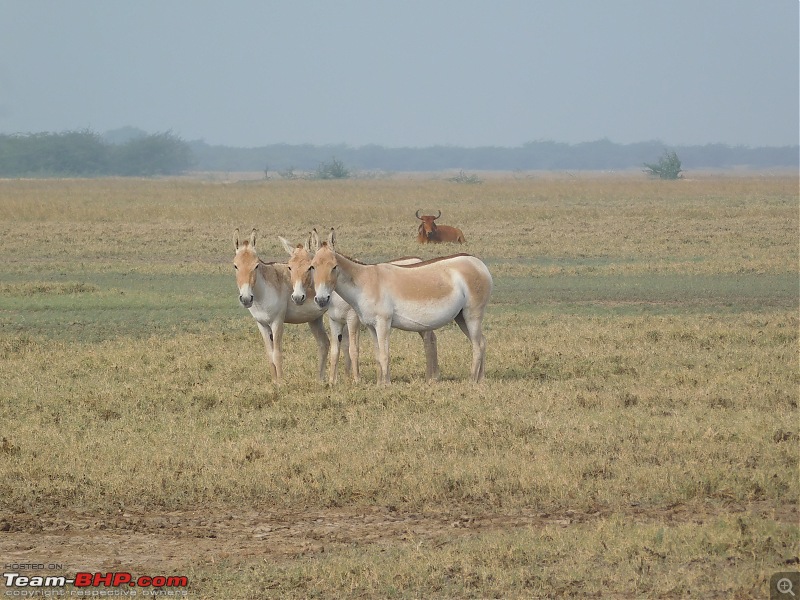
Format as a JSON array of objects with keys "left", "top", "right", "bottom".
[{"left": 2, "top": 502, "right": 796, "bottom": 575}]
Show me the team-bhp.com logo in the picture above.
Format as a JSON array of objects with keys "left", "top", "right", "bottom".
[{"left": 3, "top": 571, "right": 189, "bottom": 596}]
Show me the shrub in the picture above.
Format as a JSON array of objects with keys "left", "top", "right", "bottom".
[
  {"left": 447, "top": 169, "right": 483, "bottom": 184},
  {"left": 310, "top": 156, "right": 351, "bottom": 180},
  {"left": 643, "top": 151, "right": 683, "bottom": 180}
]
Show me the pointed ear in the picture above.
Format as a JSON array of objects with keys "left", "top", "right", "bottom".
[
  {"left": 279, "top": 236, "right": 295, "bottom": 255},
  {"left": 249, "top": 229, "right": 257, "bottom": 248},
  {"left": 234, "top": 228, "right": 241, "bottom": 250},
  {"left": 308, "top": 229, "right": 320, "bottom": 253},
  {"left": 327, "top": 228, "right": 336, "bottom": 250}
]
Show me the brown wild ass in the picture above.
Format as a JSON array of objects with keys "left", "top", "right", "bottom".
[
  {"left": 309, "top": 229, "right": 492, "bottom": 384},
  {"left": 281, "top": 229, "right": 439, "bottom": 384},
  {"left": 416, "top": 210, "right": 466, "bottom": 244},
  {"left": 233, "top": 228, "right": 329, "bottom": 385}
]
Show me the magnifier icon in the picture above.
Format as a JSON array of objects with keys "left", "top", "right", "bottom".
[{"left": 778, "top": 578, "right": 796, "bottom": 597}]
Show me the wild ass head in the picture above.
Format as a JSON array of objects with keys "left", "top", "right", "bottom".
[
  {"left": 280, "top": 229, "right": 319, "bottom": 305},
  {"left": 309, "top": 228, "right": 338, "bottom": 309},
  {"left": 233, "top": 228, "right": 261, "bottom": 308}
]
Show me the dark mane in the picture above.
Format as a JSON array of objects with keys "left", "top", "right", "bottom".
[
  {"left": 320, "top": 241, "right": 368, "bottom": 265},
  {"left": 321, "top": 240, "right": 473, "bottom": 267},
  {"left": 338, "top": 252, "right": 367, "bottom": 265}
]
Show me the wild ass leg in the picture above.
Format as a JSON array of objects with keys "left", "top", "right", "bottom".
[
  {"left": 376, "top": 319, "right": 392, "bottom": 385},
  {"left": 418, "top": 331, "right": 440, "bottom": 381},
  {"left": 368, "top": 321, "right": 392, "bottom": 385},
  {"left": 455, "top": 311, "right": 487, "bottom": 383},
  {"left": 256, "top": 322, "right": 279, "bottom": 384},
  {"left": 346, "top": 310, "right": 361, "bottom": 383},
  {"left": 269, "top": 321, "right": 286, "bottom": 384},
  {"left": 327, "top": 316, "right": 345, "bottom": 384},
  {"left": 307, "top": 317, "right": 330, "bottom": 383},
  {"left": 340, "top": 327, "right": 350, "bottom": 377}
]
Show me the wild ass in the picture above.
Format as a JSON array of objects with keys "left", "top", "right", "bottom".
[
  {"left": 309, "top": 229, "right": 492, "bottom": 384},
  {"left": 233, "top": 228, "right": 329, "bottom": 384},
  {"left": 281, "top": 229, "right": 439, "bottom": 384}
]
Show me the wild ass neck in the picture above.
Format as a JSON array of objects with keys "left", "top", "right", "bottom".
[{"left": 328, "top": 252, "right": 365, "bottom": 307}]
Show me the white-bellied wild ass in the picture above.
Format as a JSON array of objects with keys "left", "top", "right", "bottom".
[
  {"left": 309, "top": 228, "right": 492, "bottom": 384},
  {"left": 233, "top": 228, "right": 329, "bottom": 385},
  {"left": 281, "top": 229, "right": 439, "bottom": 384}
]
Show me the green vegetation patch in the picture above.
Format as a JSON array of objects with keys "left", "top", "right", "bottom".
[
  {"left": 495, "top": 272, "right": 799, "bottom": 315},
  {"left": 0, "top": 272, "right": 236, "bottom": 342},
  {"left": 1, "top": 271, "right": 796, "bottom": 342},
  {"left": 0, "top": 281, "right": 99, "bottom": 295}
]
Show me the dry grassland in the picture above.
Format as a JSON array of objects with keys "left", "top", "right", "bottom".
[{"left": 0, "top": 174, "right": 797, "bottom": 598}]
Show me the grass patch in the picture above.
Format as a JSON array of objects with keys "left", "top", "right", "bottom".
[
  {"left": 190, "top": 514, "right": 797, "bottom": 598},
  {"left": 0, "top": 174, "right": 796, "bottom": 598}
]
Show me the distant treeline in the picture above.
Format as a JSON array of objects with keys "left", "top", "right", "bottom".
[
  {"left": 0, "top": 130, "right": 192, "bottom": 177},
  {"left": 191, "top": 139, "right": 799, "bottom": 173},
  {"left": 0, "top": 128, "right": 796, "bottom": 177}
]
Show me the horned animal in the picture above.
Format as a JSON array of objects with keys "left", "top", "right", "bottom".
[{"left": 415, "top": 210, "right": 466, "bottom": 244}]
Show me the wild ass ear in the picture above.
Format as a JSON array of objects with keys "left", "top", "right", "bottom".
[
  {"left": 233, "top": 227, "right": 247, "bottom": 251},
  {"left": 307, "top": 229, "right": 320, "bottom": 253},
  {"left": 279, "top": 236, "right": 295, "bottom": 256},
  {"left": 327, "top": 228, "right": 336, "bottom": 250},
  {"left": 249, "top": 229, "right": 257, "bottom": 248}
]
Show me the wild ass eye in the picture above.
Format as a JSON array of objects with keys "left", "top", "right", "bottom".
[{"left": 233, "top": 264, "right": 238, "bottom": 270}]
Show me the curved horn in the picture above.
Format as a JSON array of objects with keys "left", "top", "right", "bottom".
[
  {"left": 434, "top": 210, "right": 441, "bottom": 220},
  {"left": 415, "top": 209, "right": 423, "bottom": 220}
]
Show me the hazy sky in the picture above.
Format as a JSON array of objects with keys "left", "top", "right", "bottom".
[{"left": 1, "top": 1, "right": 797, "bottom": 148}]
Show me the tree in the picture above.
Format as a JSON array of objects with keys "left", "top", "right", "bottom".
[
  {"left": 643, "top": 150, "right": 683, "bottom": 179},
  {"left": 0, "top": 130, "right": 107, "bottom": 176}
]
